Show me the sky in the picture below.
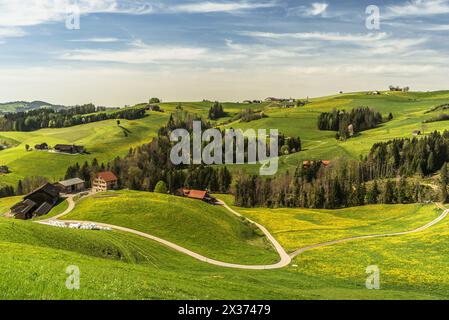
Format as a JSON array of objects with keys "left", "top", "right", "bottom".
[{"left": 0, "top": 0, "right": 448, "bottom": 106}]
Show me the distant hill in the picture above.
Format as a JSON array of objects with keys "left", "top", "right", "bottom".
[{"left": 0, "top": 101, "right": 66, "bottom": 113}]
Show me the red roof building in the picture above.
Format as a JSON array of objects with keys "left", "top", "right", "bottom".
[
  {"left": 93, "top": 171, "right": 118, "bottom": 192},
  {"left": 176, "top": 188, "right": 215, "bottom": 203}
]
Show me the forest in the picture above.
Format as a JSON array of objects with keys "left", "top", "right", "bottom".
[
  {"left": 0, "top": 104, "right": 146, "bottom": 131},
  {"left": 234, "top": 131, "right": 449, "bottom": 208},
  {"left": 233, "top": 159, "right": 440, "bottom": 209},
  {"left": 317, "top": 107, "right": 388, "bottom": 140}
]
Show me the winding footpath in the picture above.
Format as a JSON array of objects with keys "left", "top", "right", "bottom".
[{"left": 36, "top": 194, "right": 449, "bottom": 270}]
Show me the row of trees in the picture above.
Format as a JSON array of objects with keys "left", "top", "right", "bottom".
[
  {"left": 234, "top": 159, "right": 438, "bottom": 208},
  {"left": 318, "top": 107, "right": 387, "bottom": 140},
  {"left": 423, "top": 114, "right": 449, "bottom": 124},
  {"left": 208, "top": 102, "right": 228, "bottom": 120},
  {"left": 65, "top": 155, "right": 232, "bottom": 194},
  {"left": 0, "top": 104, "right": 146, "bottom": 131},
  {"left": 238, "top": 109, "right": 267, "bottom": 123},
  {"left": 364, "top": 131, "right": 449, "bottom": 178}
]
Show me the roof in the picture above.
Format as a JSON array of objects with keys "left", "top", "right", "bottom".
[
  {"left": 96, "top": 171, "right": 118, "bottom": 182},
  {"left": 11, "top": 199, "right": 37, "bottom": 214},
  {"left": 34, "top": 202, "right": 53, "bottom": 215},
  {"left": 183, "top": 189, "right": 208, "bottom": 200},
  {"left": 58, "top": 178, "right": 85, "bottom": 187},
  {"left": 25, "top": 183, "right": 60, "bottom": 199}
]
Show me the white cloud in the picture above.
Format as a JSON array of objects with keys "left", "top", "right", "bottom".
[
  {"left": 288, "top": 2, "right": 328, "bottom": 17},
  {"left": 386, "top": 0, "right": 449, "bottom": 18},
  {"left": 240, "top": 31, "right": 389, "bottom": 42},
  {"left": 68, "top": 38, "right": 121, "bottom": 43},
  {"left": 0, "top": 27, "right": 26, "bottom": 39},
  {"left": 168, "top": 1, "right": 276, "bottom": 13},
  {"left": 0, "top": 0, "right": 152, "bottom": 27},
  {"left": 60, "top": 40, "right": 210, "bottom": 64},
  {"left": 286, "top": 64, "right": 438, "bottom": 75},
  {"left": 422, "top": 24, "right": 449, "bottom": 31},
  {"left": 306, "top": 2, "right": 328, "bottom": 16}
]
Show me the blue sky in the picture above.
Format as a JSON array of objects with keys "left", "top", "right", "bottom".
[{"left": 0, "top": 0, "right": 448, "bottom": 106}]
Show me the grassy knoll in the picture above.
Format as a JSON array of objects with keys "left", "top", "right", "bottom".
[
  {"left": 0, "top": 195, "right": 447, "bottom": 299},
  {"left": 218, "top": 194, "right": 440, "bottom": 251},
  {"left": 293, "top": 204, "right": 449, "bottom": 298},
  {"left": 2, "top": 91, "right": 449, "bottom": 183},
  {"left": 0, "top": 111, "right": 168, "bottom": 186},
  {"left": 219, "top": 91, "right": 449, "bottom": 174},
  {"left": 0, "top": 196, "right": 22, "bottom": 215},
  {"left": 62, "top": 190, "right": 278, "bottom": 265}
]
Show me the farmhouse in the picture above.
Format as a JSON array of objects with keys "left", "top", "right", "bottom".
[
  {"left": 176, "top": 188, "right": 216, "bottom": 203},
  {"left": 265, "top": 97, "right": 290, "bottom": 102},
  {"left": 11, "top": 183, "right": 60, "bottom": 220},
  {"left": 92, "top": 171, "right": 118, "bottom": 192},
  {"left": 303, "top": 160, "right": 331, "bottom": 169},
  {"left": 35, "top": 143, "right": 49, "bottom": 150},
  {"left": 54, "top": 144, "right": 85, "bottom": 154},
  {"left": 57, "top": 178, "right": 85, "bottom": 194}
]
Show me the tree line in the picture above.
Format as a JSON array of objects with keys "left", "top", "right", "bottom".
[
  {"left": 364, "top": 130, "right": 449, "bottom": 179},
  {"left": 208, "top": 102, "right": 228, "bottom": 120},
  {"left": 317, "top": 107, "right": 388, "bottom": 140},
  {"left": 234, "top": 159, "right": 437, "bottom": 209},
  {"left": 0, "top": 104, "right": 146, "bottom": 131}
]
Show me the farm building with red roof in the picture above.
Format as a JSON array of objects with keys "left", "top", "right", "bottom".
[{"left": 92, "top": 171, "right": 118, "bottom": 192}]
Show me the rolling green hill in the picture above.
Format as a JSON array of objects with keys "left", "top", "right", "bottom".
[
  {"left": 0, "top": 111, "right": 168, "bottom": 186},
  {"left": 2, "top": 91, "right": 449, "bottom": 185},
  {"left": 62, "top": 190, "right": 278, "bottom": 264},
  {"left": 1, "top": 91, "right": 449, "bottom": 300},
  {"left": 0, "top": 194, "right": 447, "bottom": 299},
  {"left": 0, "top": 101, "right": 66, "bottom": 113}
]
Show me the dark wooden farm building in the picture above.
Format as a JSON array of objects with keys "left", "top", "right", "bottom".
[{"left": 11, "top": 183, "right": 60, "bottom": 220}]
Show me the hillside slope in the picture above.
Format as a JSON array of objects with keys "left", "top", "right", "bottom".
[
  {"left": 62, "top": 191, "right": 278, "bottom": 264},
  {"left": 0, "top": 111, "right": 168, "bottom": 186}
]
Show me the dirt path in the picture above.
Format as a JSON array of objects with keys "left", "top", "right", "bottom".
[
  {"left": 289, "top": 205, "right": 449, "bottom": 259},
  {"left": 35, "top": 194, "right": 449, "bottom": 270}
]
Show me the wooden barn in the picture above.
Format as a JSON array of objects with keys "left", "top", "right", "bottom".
[
  {"left": 57, "top": 178, "right": 85, "bottom": 194},
  {"left": 11, "top": 183, "right": 60, "bottom": 220},
  {"left": 54, "top": 144, "right": 85, "bottom": 154}
]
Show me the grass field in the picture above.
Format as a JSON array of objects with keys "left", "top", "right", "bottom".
[
  {"left": 2, "top": 91, "right": 449, "bottom": 183},
  {"left": 62, "top": 190, "right": 278, "bottom": 265},
  {"left": 218, "top": 194, "right": 440, "bottom": 251},
  {"left": 0, "top": 111, "right": 168, "bottom": 186},
  {"left": 0, "top": 194, "right": 447, "bottom": 299},
  {"left": 1, "top": 91, "right": 449, "bottom": 299}
]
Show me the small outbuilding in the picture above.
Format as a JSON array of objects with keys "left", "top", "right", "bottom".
[
  {"left": 54, "top": 144, "right": 85, "bottom": 154},
  {"left": 35, "top": 143, "right": 49, "bottom": 150},
  {"left": 57, "top": 178, "right": 85, "bottom": 194},
  {"left": 176, "top": 188, "right": 216, "bottom": 203},
  {"left": 412, "top": 130, "right": 422, "bottom": 136},
  {"left": 0, "top": 165, "right": 9, "bottom": 174}
]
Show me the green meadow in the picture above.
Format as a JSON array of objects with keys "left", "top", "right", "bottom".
[
  {"left": 1, "top": 91, "right": 449, "bottom": 299},
  {"left": 0, "top": 192, "right": 447, "bottom": 299},
  {"left": 0, "top": 111, "right": 168, "bottom": 186},
  {"left": 62, "top": 190, "right": 278, "bottom": 265},
  {"left": 2, "top": 91, "right": 449, "bottom": 184}
]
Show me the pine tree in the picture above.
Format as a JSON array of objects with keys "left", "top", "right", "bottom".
[
  {"left": 440, "top": 163, "right": 449, "bottom": 203},
  {"left": 16, "top": 180, "right": 23, "bottom": 195}
]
